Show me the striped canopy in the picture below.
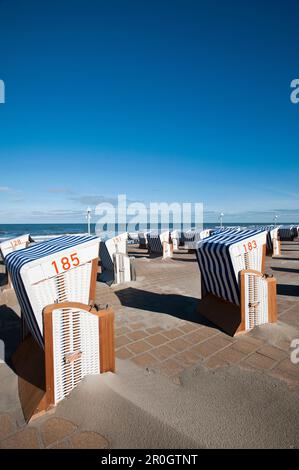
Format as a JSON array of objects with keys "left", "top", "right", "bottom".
[
  {"left": 6, "top": 235, "right": 98, "bottom": 347},
  {"left": 196, "top": 228, "right": 266, "bottom": 306}
]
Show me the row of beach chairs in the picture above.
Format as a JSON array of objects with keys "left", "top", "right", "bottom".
[{"left": 0, "top": 223, "right": 292, "bottom": 420}]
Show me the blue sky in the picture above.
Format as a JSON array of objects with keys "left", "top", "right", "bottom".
[{"left": 0, "top": 0, "right": 298, "bottom": 223}]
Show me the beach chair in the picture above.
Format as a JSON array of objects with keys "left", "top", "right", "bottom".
[
  {"left": 171, "top": 230, "right": 180, "bottom": 250},
  {"left": 138, "top": 231, "right": 150, "bottom": 249},
  {"left": 278, "top": 226, "right": 294, "bottom": 241},
  {"left": 178, "top": 229, "right": 212, "bottom": 250},
  {"left": 269, "top": 228, "right": 281, "bottom": 256},
  {"left": 147, "top": 231, "right": 173, "bottom": 259},
  {"left": 0, "top": 233, "right": 34, "bottom": 259},
  {"left": 99, "top": 232, "right": 135, "bottom": 285},
  {"left": 6, "top": 235, "right": 115, "bottom": 421},
  {"left": 0, "top": 234, "right": 35, "bottom": 287},
  {"left": 196, "top": 229, "right": 277, "bottom": 335}
]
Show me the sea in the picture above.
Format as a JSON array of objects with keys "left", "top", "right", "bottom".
[{"left": 0, "top": 222, "right": 286, "bottom": 241}]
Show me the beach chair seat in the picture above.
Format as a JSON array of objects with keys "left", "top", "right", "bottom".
[
  {"left": 5, "top": 235, "right": 115, "bottom": 420},
  {"left": 196, "top": 229, "right": 277, "bottom": 335},
  {"left": 99, "top": 232, "right": 135, "bottom": 284},
  {"left": 147, "top": 231, "right": 173, "bottom": 259}
]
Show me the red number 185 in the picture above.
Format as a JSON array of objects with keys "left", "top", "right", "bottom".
[{"left": 51, "top": 252, "right": 80, "bottom": 274}]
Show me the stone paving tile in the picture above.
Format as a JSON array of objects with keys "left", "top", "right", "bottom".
[
  {"left": 257, "top": 345, "right": 288, "bottom": 362},
  {"left": 232, "top": 337, "right": 263, "bottom": 355},
  {"left": 175, "top": 349, "right": 202, "bottom": 367},
  {"left": 129, "top": 322, "right": 146, "bottom": 330},
  {"left": 146, "top": 326, "right": 164, "bottom": 335},
  {"left": 127, "top": 330, "right": 149, "bottom": 341},
  {"left": 146, "top": 333, "right": 169, "bottom": 347},
  {"left": 208, "top": 346, "right": 247, "bottom": 365},
  {"left": 49, "top": 438, "right": 72, "bottom": 449},
  {"left": 240, "top": 352, "right": 277, "bottom": 371},
  {"left": 275, "top": 358, "right": 299, "bottom": 378},
  {"left": 116, "top": 347, "right": 135, "bottom": 360},
  {"left": 178, "top": 322, "right": 201, "bottom": 334},
  {"left": 0, "top": 428, "right": 41, "bottom": 449},
  {"left": 70, "top": 431, "right": 109, "bottom": 449},
  {"left": 158, "top": 358, "right": 185, "bottom": 377},
  {"left": 205, "top": 354, "right": 228, "bottom": 369},
  {"left": 116, "top": 335, "right": 132, "bottom": 348},
  {"left": 167, "top": 337, "right": 190, "bottom": 352},
  {"left": 127, "top": 340, "right": 152, "bottom": 354},
  {"left": 131, "top": 352, "right": 157, "bottom": 368},
  {"left": 183, "top": 330, "right": 211, "bottom": 345},
  {"left": 39, "top": 417, "right": 77, "bottom": 447},
  {"left": 115, "top": 326, "right": 132, "bottom": 336},
  {"left": 151, "top": 344, "right": 176, "bottom": 361},
  {"left": 0, "top": 414, "right": 17, "bottom": 441},
  {"left": 163, "top": 328, "right": 184, "bottom": 340}
]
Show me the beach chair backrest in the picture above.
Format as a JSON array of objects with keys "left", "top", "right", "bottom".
[
  {"left": 0, "top": 234, "right": 33, "bottom": 259},
  {"left": 196, "top": 229, "right": 267, "bottom": 305},
  {"left": 278, "top": 226, "right": 293, "bottom": 241},
  {"left": 100, "top": 232, "right": 128, "bottom": 271}
]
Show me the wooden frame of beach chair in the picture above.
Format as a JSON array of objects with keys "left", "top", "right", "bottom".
[
  {"left": 6, "top": 236, "right": 115, "bottom": 421},
  {"left": 196, "top": 230, "right": 277, "bottom": 336}
]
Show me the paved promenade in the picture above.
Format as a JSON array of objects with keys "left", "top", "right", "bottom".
[{"left": 0, "top": 240, "right": 298, "bottom": 448}]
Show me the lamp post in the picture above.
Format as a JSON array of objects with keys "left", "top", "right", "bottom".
[
  {"left": 220, "top": 212, "right": 224, "bottom": 229},
  {"left": 86, "top": 207, "right": 91, "bottom": 235}
]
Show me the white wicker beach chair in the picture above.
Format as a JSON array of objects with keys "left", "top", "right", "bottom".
[
  {"left": 99, "top": 232, "right": 134, "bottom": 284},
  {"left": 138, "top": 231, "right": 150, "bottom": 249},
  {"left": 0, "top": 234, "right": 35, "bottom": 287},
  {"left": 196, "top": 229, "right": 277, "bottom": 334},
  {"left": 270, "top": 227, "right": 281, "bottom": 256},
  {"left": 0, "top": 233, "right": 34, "bottom": 259},
  {"left": 6, "top": 235, "right": 115, "bottom": 420},
  {"left": 278, "top": 226, "right": 294, "bottom": 241},
  {"left": 147, "top": 231, "right": 173, "bottom": 259},
  {"left": 170, "top": 230, "right": 180, "bottom": 250}
]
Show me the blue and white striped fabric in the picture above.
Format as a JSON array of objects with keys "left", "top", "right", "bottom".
[
  {"left": 147, "top": 233, "right": 163, "bottom": 253},
  {"left": 278, "top": 227, "right": 294, "bottom": 241},
  {"left": 99, "top": 241, "right": 114, "bottom": 271},
  {"left": 5, "top": 235, "right": 97, "bottom": 348},
  {"left": 196, "top": 229, "right": 265, "bottom": 306}
]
